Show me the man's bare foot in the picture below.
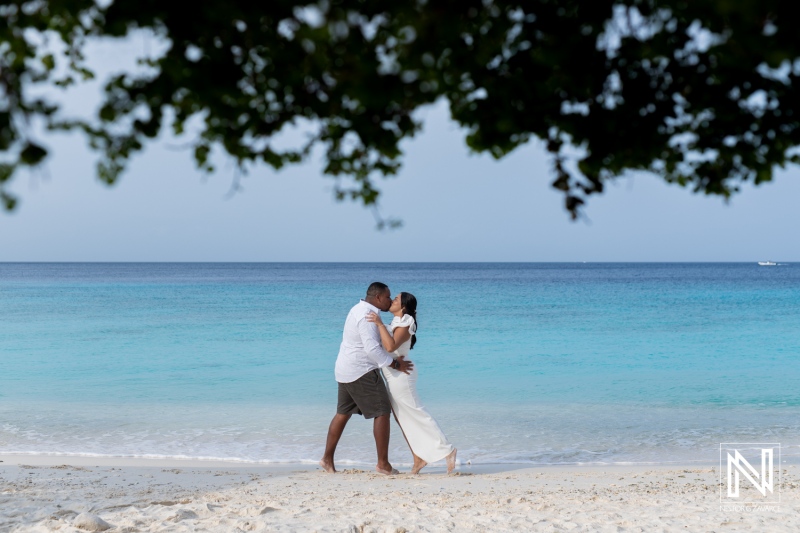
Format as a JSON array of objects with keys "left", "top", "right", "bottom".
[
  {"left": 319, "top": 458, "right": 336, "bottom": 474},
  {"left": 446, "top": 448, "right": 457, "bottom": 474},
  {"left": 375, "top": 463, "right": 399, "bottom": 475},
  {"left": 411, "top": 457, "right": 427, "bottom": 475}
]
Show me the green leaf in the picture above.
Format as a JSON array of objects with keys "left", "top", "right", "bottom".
[
  {"left": 42, "top": 54, "right": 55, "bottom": 71},
  {"left": 0, "top": 164, "right": 16, "bottom": 183},
  {"left": 20, "top": 143, "right": 47, "bottom": 166},
  {"left": 0, "top": 191, "right": 18, "bottom": 211}
]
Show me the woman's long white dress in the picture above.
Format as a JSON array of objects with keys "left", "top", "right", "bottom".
[{"left": 381, "top": 314, "right": 455, "bottom": 464}]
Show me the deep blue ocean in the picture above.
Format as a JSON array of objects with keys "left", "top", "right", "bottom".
[{"left": 1, "top": 262, "right": 798, "bottom": 466}]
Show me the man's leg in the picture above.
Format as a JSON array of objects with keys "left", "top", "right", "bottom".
[
  {"left": 373, "top": 413, "right": 394, "bottom": 474},
  {"left": 320, "top": 413, "right": 350, "bottom": 473}
]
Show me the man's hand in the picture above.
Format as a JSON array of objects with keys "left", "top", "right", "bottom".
[{"left": 396, "top": 355, "right": 414, "bottom": 374}]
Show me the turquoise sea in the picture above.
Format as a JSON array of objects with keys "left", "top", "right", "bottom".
[{"left": 1, "top": 263, "right": 799, "bottom": 466}]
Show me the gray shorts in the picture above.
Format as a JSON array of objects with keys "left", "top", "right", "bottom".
[{"left": 337, "top": 369, "right": 391, "bottom": 419}]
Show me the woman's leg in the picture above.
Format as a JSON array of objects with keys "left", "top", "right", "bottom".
[
  {"left": 390, "top": 406, "right": 427, "bottom": 474},
  {"left": 384, "top": 368, "right": 428, "bottom": 473},
  {"left": 445, "top": 448, "right": 457, "bottom": 474}
]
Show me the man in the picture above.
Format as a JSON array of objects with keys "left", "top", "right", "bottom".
[{"left": 319, "top": 282, "right": 413, "bottom": 475}]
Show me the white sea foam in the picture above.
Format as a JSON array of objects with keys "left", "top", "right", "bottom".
[{"left": 3, "top": 402, "right": 799, "bottom": 466}]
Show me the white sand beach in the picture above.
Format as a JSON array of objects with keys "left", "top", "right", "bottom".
[{"left": 1, "top": 454, "right": 797, "bottom": 532}]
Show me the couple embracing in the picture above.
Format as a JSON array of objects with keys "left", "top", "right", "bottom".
[{"left": 319, "top": 282, "right": 457, "bottom": 475}]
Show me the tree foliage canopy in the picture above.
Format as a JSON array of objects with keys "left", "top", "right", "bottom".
[{"left": 1, "top": 0, "right": 798, "bottom": 219}]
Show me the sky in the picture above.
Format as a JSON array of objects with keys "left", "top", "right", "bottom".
[{"left": 1, "top": 36, "right": 798, "bottom": 262}]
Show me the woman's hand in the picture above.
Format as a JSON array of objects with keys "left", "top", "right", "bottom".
[{"left": 366, "top": 311, "right": 384, "bottom": 326}]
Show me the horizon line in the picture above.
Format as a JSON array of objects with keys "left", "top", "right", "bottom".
[{"left": 0, "top": 261, "right": 792, "bottom": 264}]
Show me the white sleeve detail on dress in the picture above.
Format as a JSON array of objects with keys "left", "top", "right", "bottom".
[{"left": 397, "top": 314, "right": 417, "bottom": 335}]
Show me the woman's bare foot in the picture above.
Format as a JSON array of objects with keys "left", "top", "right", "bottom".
[
  {"left": 446, "top": 448, "right": 457, "bottom": 474},
  {"left": 319, "top": 458, "right": 336, "bottom": 474},
  {"left": 411, "top": 455, "right": 428, "bottom": 475}
]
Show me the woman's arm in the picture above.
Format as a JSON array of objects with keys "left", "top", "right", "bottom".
[{"left": 366, "top": 312, "right": 411, "bottom": 352}]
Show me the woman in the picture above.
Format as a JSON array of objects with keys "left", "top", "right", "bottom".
[{"left": 366, "top": 292, "right": 457, "bottom": 474}]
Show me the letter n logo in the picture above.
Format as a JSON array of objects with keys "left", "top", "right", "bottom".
[
  {"left": 719, "top": 443, "right": 781, "bottom": 504},
  {"left": 727, "top": 449, "right": 773, "bottom": 497}
]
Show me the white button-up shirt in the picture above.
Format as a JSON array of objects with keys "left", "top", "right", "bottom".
[{"left": 334, "top": 300, "right": 395, "bottom": 383}]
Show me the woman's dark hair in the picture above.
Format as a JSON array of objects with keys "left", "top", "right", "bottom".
[{"left": 401, "top": 292, "right": 418, "bottom": 349}]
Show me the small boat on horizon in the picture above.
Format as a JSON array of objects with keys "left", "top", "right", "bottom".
[{"left": 758, "top": 261, "right": 777, "bottom": 266}]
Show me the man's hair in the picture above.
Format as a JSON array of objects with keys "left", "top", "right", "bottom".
[{"left": 366, "top": 282, "right": 389, "bottom": 298}]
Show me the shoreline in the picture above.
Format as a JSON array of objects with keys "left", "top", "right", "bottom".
[{"left": 0, "top": 452, "right": 719, "bottom": 472}]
